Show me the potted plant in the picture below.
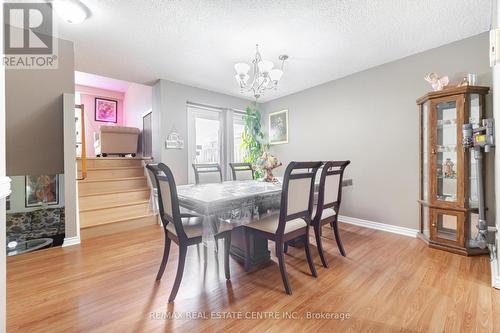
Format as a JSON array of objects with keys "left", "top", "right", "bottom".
[{"left": 241, "top": 105, "right": 269, "bottom": 179}]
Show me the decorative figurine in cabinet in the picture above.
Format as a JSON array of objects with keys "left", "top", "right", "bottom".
[{"left": 417, "top": 86, "right": 489, "bottom": 255}]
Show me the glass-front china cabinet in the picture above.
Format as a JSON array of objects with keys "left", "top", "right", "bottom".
[{"left": 417, "top": 86, "right": 489, "bottom": 255}]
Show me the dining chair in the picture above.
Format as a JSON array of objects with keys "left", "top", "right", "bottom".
[
  {"left": 146, "top": 163, "right": 232, "bottom": 303},
  {"left": 145, "top": 164, "right": 160, "bottom": 212},
  {"left": 229, "top": 162, "right": 254, "bottom": 181},
  {"left": 192, "top": 163, "right": 223, "bottom": 184},
  {"left": 242, "top": 161, "right": 322, "bottom": 295},
  {"left": 312, "top": 160, "right": 350, "bottom": 268}
]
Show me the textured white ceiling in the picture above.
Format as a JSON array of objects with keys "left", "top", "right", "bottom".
[
  {"left": 75, "top": 71, "right": 130, "bottom": 92},
  {"left": 57, "top": 0, "right": 492, "bottom": 102}
]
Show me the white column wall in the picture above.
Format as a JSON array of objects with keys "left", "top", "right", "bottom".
[
  {"left": 493, "top": 0, "right": 500, "bottom": 289},
  {"left": 63, "top": 93, "right": 80, "bottom": 246},
  {"left": 0, "top": 4, "right": 10, "bottom": 331}
]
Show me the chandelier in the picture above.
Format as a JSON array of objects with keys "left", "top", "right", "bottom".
[{"left": 234, "top": 44, "right": 288, "bottom": 100}]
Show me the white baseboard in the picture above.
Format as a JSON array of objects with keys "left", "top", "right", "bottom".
[
  {"left": 62, "top": 236, "right": 81, "bottom": 247},
  {"left": 338, "top": 215, "right": 419, "bottom": 238},
  {"left": 493, "top": 277, "right": 500, "bottom": 289}
]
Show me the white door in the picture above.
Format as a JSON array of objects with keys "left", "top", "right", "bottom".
[{"left": 187, "top": 106, "right": 223, "bottom": 184}]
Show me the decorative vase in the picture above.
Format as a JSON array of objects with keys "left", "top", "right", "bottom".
[{"left": 264, "top": 168, "right": 276, "bottom": 182}]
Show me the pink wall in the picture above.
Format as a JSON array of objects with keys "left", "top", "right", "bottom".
[
  {"left": 123, "top": 83, "right": 152, "bottom": 129},
  {"left": 76, "top": 85, "right": 125, "bottom": 157}
]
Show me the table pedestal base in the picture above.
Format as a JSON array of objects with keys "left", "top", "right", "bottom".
[
  {"left": 230, "top": 226, "right": 270, "bottom": 271},
  {"left": 286, "top": 235, "right": 306, "bottom": 248}
]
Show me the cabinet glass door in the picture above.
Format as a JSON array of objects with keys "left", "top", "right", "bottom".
[
  {"left": 436, "top": 100, "right": 457, "bottom": 201},
  {"left": 430, "top": 208, "right": 464, "bottom": 246},
  {"left": 431, "top": 97, "right": 463, "bottom": 207}
]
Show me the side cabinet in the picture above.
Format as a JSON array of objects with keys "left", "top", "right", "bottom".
[{"left": 417, "top": 86, "right": 489, "bottom": 256}]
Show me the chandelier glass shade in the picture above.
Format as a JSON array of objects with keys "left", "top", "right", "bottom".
[{"left": 234, "top": 45, "right": 287, "bottom": 100}]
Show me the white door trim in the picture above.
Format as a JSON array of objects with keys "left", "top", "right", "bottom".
[{"left": 0, "top": 177, "right": 11, "bottom": 200}]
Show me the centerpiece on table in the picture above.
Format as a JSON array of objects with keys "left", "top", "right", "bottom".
[{"left": 256, "top": 152, "right": 282, "bottom": 183}]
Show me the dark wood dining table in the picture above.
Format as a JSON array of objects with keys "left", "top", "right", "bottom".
[{"left": 176, "top": 178, "right": 350, "bottom": 270}]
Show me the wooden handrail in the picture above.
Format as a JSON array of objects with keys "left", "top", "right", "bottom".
[{"left": 76, "top": 104, "right": 87, "bottom": 180}]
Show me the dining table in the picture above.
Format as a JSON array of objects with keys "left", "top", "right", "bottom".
[{"left": 176, "top": 178, "right": 351, "bottom": 271}]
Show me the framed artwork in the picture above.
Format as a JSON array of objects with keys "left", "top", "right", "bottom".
[
  {"left": 25, "top": 175, "right": 59, "bottom": 207},
  {"left": 269, "top": 109, "right": 289, "bottom": 145},
  {"left": 95, "top": 98, "right": 118, "bottom": 123}
]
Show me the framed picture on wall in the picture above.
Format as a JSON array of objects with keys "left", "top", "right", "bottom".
[
  {"left": 269, "top": 109, "right": 289, "bottom": 145},
  {"left": 25, "top": 175, "right": 59, "bottom": 207},
  {"left": 95, "top": 98, "right": 118, "bottom": 123}
]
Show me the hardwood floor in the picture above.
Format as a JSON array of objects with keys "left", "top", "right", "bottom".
[{"left": 7, "top": 223, "right": 500, "bottom": 333}]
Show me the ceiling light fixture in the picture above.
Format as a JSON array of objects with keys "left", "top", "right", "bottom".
[
  {"left": 52, "top": 0, "right": 89, "bottom": 24},
  {"left": 234, "top": 44, "right": 288, "bottom": 100}
]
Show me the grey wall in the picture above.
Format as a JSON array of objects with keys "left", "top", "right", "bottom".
[
  {"left": 262, "top": 33, "right": 493, "bottom": 230},
  {"left": 6, "top": 38, "right": 75, "bottom": 176},
  {"left": 153, "top": 79, "right": 251, "bottom": 184}
]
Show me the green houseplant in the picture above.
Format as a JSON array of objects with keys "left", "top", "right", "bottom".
[{"left": 241, "top": 105, "right": 268, "bottom": 179}]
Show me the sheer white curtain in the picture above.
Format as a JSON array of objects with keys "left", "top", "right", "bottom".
[{"left": 223, "top": 109, "right": 234, "bottom": 180}]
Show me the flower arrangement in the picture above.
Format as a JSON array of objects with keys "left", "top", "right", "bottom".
[{"left": 256, "top": 152, "right": 282, "bottom": 183}]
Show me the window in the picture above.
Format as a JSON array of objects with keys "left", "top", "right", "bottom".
[
  {"left": 194, "top": 115, "right": 221, "bottom": 164},
  {"left": 187, "top": 104, "right": 245, "bottom": 183},
  {"left": 233, "top": 113, "right": 246, "bottom": 163}
]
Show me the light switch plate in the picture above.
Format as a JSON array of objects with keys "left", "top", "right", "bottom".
[{"left": 343, "top": 179, "right": 353, "bottom": 187}]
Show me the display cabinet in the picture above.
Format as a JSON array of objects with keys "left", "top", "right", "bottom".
[{"left": 417, "top": 86, "right": 489, "bottom": 255}]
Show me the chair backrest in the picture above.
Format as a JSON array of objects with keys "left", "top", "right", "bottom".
[
  {"left": 313, "top": 160, "right": 351, "bottom": 222},
  {"left": 146, "top": 163, "right": 189, "bottom": 240},
  {"left": 229, "top": 163, "right": 254, "bottom": 181},
  {"left": 145, "top": 163, "right": 161, "bottom": 212},
  {"left": 145, "top": 164, "right": 159, "bottom": 191},
  {"left": 192, "top": 163, "right": 223, "bottom": 184},
  {"left": 277, "top": 161, "right": 322, "bottom": 236}
]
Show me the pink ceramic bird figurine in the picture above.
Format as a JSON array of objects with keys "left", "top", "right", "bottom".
[{"left": 424, "top": 73, "right": 449, "bottom": 91}]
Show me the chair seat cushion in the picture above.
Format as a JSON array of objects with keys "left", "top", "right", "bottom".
[
  {"left": 245, "top": 215, "right": 307, "bottom": 234},
  {"left": 166, "top": 217, "right": 203, "bottom": 238},
  {"left": 165, "top": 217, "right": 233, "bottom": 238},
  {"left": 312, "top": 206, "right": 337, "bottom": 221}
]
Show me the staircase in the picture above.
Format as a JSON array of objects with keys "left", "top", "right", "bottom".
[{"left": 77, "top": 157, "right": 157, "bottom": 239}]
